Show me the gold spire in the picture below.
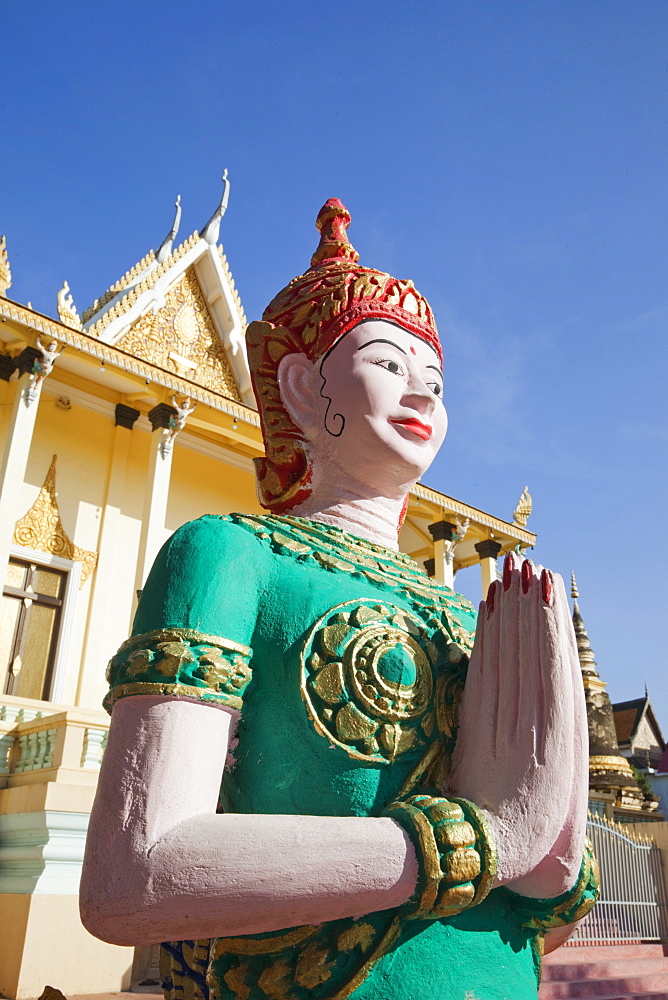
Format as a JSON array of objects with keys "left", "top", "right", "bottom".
[
  {"left": 0, "top": 235, "right": 12, "bottom": 296},
  {"left": 571, "top": 573, "right": 598, "bottom": 678},
  {"left": 512, "top": 486, "right": 532, "bottom": 528}
]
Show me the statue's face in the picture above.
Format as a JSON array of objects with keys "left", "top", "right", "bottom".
[{"left": 309, "top": 319, "right": 447, "bottom": 488}]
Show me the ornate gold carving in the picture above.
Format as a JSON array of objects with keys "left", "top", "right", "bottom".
[
  {"left": 83, "top": 249, "right": 156, "bottom": 322},
  {"left": 57, "top": 281, "right": 83, "bottom": 330},
  {"left": 0, "top": 235, "right": 11, "bottom": 296},
  {"left": 85, "top": 233, "right": 199, "bottom": 334},
  {"left": 301, "top": 599, "right": 441, "bottom": 764},
  {"left": 512, "top": 486, "right": 532, "bottom": 528},
  {"left": 1, "top": 296, "right": 259, "bottom": 420},
  {"left": 114, "top": 269, "right": 241, "bottom": 400},
  {"left": 237, "top": 512, "right": 478, "bottom": 635},
  {"left": 589, "top": 754, "right": 635, "bottom": 777},
  {"left": 13, "top": 455, "right": 97, "bottom": 586},
  {"left": 384, "top": 793, "right": 496, "bottom": 921}
]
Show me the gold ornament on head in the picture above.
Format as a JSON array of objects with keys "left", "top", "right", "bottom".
[{"left": 246, "top": 199, "right": 442, "bottom": 513}]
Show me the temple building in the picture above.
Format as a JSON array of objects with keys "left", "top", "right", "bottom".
[
  {"left": 613, "top": 694, "right": 666, "bottom": 773},
  {"left": 0, "top": 186, "right": 537, "bottom": 999},
  {"left": 571, "top": 575, "right": 663, "bottom": 823}
]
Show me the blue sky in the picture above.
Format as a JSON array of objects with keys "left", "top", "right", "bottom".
[{"left": 2, "top": 2, "right": 667, "bottom": 728}]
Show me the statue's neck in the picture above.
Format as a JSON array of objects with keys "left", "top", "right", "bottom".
[{"left": 290, "top": 467, "right": 410, "bottom": 550}]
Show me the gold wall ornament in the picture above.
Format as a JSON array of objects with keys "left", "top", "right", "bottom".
[
  {"left": 300, "top": 599, "right": 443, "bottom": 765},
  {"left": 512, "top": 486, "right": 532, "bottom": 528},
  {"left": 115, "top": 269, "right": 241, "bottom": 401},
  {"left": 84, "top": 232, "right": 203, "bottom": 335},
  {"left": 589, "top": 754, "right": 636, "bottom": 777},
  {"left": 82, "top": 250, "right": 156, "bottom": 322},
  {"left": 13, "top": 455, "right": 98, "bottom": 587},
  {"left": 0, "top": 235, "right": 11, "bottom": 296},
  {"left": 57, "top": 281, "right": 83, "bottom": 330}
]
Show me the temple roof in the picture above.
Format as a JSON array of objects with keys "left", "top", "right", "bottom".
[
  {"left": 613, "top": 695, "right": 665, "bottom": 764},
  {"left": 53, "top": 178, "right": 255, "bottom": 407}
]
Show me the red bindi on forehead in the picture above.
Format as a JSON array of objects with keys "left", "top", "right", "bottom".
[{"left": 409, "top": 345, "right": 416, "bottom": 355}]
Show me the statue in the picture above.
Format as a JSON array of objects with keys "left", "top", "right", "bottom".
[
  {"left": 161, "top": 394, "right": 196, "bottom": 454},
  {"left": 81, "top": 200, "right": 597, "bottom": 1000},
  {"left": 24, "top": 336, "right": 63, "bottom": 402}
]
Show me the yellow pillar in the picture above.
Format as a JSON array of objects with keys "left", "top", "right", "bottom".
[
  {"left": 133, "top": 402, "right": 177, "bottom": 599},
  {"left": 0, "top": 348, "right": 49, "bottom": 590},
  {"left": 76, "top": 405, "right": 139, "bottom": 708}
]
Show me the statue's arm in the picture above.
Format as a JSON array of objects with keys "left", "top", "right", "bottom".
[
  {"left": 448, "top": 554, "right": 589, "bottom": 899},
  {"left": 80, "top": 694, "right": 418, "bottom": 946}
]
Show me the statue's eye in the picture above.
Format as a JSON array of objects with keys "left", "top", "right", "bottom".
[
  {"left": 429, "top": 382, "right": 442, "bottom": 397},
  {"left": 374, "top": 358, "right": 405, "bottom": 376}
]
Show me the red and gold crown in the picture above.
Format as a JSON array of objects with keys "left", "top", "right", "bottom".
[{"left": 246, "top": 199, "right": 441, "bottom": 512}]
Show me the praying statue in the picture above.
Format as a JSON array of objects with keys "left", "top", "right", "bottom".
[{"left": 81, "top": 199, "right": 597, "bottom": 1000}]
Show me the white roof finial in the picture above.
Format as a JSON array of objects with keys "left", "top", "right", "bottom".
[
  {"left": 199, "top": 169, "right": 230, "bottom": 246},
  {"left": 155, "top": 195, "right": 182, "bottom": 263}
]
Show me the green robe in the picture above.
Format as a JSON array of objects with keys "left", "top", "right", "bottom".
[{"left": 105, "top": 513, "right": 598, "bottom": 1000}]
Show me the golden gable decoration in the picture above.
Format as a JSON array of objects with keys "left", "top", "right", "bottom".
[
  {"left": 13, "top": 455, "right": 98, "bottom": 586},
  {"left": 114, "top": 269, "right": 241, "bottom": 400}
]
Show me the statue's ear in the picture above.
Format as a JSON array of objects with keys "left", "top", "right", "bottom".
[{"left": 277, "top": 352, "right": 320, "bottom": 437}]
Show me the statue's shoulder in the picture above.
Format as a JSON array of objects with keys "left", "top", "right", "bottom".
[{"left": 165, "top": 513, "right": 275, "bottom": 563}]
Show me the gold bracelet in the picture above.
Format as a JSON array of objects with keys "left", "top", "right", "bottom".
[{"left": 385, "top": 794, "right": 498, "bottom": 920}]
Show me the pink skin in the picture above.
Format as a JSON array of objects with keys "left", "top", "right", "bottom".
[
  {"left": 449, "top": 553, "right": 589, "bottom": 897},
  {"left": 280, "top": 320, "right": 447, "bottom": 549},
  {"left": 81, "top": 697, "right": 416, "bottom": 945},
  {"left": 81, "top": 319, "right": 587, "bottom": 947}
]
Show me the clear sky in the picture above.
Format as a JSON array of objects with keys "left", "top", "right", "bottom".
[{"left": 2, "top": 2, "right": 667, "bottom": 728}]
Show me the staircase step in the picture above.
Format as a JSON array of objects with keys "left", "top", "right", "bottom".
[
  {"left": 543, "top": 959, "right": 668, "bottom": 982},
  {"left": 540, "top": 995, "right": 668, "bottom": 1000},
  {"left": 547, "top": 944, "right": 667, "bottom": 963},
  {"left": 540, "top": 973, "right": 668, "bottom": 999}
]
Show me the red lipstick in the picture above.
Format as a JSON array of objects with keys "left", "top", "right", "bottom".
[{"left": 391, "top": 418, "right": 432, "bottom": 441}]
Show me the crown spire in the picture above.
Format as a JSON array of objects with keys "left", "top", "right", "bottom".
[
  {"left": 311, "top": 199, "right": 360, "bottom": 266},
  {"left": 570, "top": 573, "right": 598, "bottom": 678}
]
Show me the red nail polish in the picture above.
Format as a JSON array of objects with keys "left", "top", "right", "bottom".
[
  {"left": 503, "top": 554, "right": 513, "bottom": 590},
  {"left": 541, "top": 569, "right": 552, "bottom": 605},
  {"left": 486, "top": 581, "right": 496, "bottom": 617},
  {"left": 521, "top": 559, "right": 532, "bottom": 594}
]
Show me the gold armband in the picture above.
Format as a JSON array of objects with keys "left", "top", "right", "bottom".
[{"left": 385, "top": 794, "right": 497, "bottom": 920}]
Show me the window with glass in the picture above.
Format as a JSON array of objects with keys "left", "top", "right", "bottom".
[{"left": 0, "top": 558, "right": 67, "bottom": 700}]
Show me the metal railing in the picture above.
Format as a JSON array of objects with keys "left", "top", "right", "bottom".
[{"left": 567, "top": 812, "right": 668, "bottom": 944}]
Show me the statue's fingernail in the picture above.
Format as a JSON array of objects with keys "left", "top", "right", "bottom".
[
  {"left": 521, "top": 559, "right": 533, "bottom": 594},
  {"left": 486, "top": 581, "right": 496, "bottom": 617},
  {"left": 503, "top": 554, "right": 513, "bottom": 590},
  {"left": 541, "top": 569, "right": 552, "bottom": 604}
]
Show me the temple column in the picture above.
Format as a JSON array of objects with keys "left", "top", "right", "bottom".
[
  {"left": 76, "top": 405, "right": 140, "bottom": 707},
  {"left": 427, "top": 520, "right": 458, "bottom": 588},
  {"left": 474, "top": 539, "right": 502, "bottom": 597},
  {"left": 0, "top": 347, "right": 48, "bottom": 588},
  {"left": 133, "top": 402, "right": 177, "bottom": 600}
]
